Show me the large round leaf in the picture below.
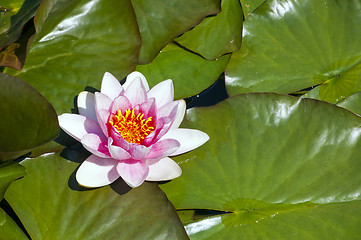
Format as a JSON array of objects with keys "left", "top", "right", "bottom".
[
  {"left": 0, "top": 73, "right": 59, "bottom": 161},
  {"left": 175, "top": 0, "right": 243, "bottom": 60},
  {"left": 161, "top": 93, "right": 361, "bottom": 239},
  {"left": 225, "top": 0, "right": 361, "bottom": 103},
  {"left": 5, "top": 152, "right": 188, "bottom": 239},
  {"left": 136, "top": 43, "right": 230, "bottom": 99},
  {"left": 5, "top": 0, "right": 141, "bottom": 114},
  {"left": 131, "top": 0, "right": 221, "bottom": 64}
]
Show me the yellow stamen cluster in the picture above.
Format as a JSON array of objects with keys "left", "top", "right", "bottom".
[{"left": 108, "top": 108, "right": 154, "bottom": 144}]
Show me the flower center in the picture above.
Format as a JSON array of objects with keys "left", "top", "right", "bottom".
[{"left": 108, "top": 108, "right": 154, "bottom": 144}]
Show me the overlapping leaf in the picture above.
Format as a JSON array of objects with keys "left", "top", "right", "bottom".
[
  {"left": 5, "top": 152, "right": 188, "bottom": 239},
  {"left": 175, "top": 0, "right": 243, "bottom": 60},
  {"left": 131, "top": 0, "right": 221, "bottom": 64},
  {"left": 225, "top": 0, "right": 361, "bottom": 103},
  {"left": 136, "top": 43, "right": 230, "bottom": 99},
  {"left": 0, "top": 0, "right": 40, "bottom": 50},
  {"left": 5, "top": 0, "right": 141, "bottom": 114},
  {"left": 0, "top": 161, "right": 27, "bottom": 240},
  {"left": 240, "top": 0, "right": 266, "bottom": 18},
  {"left": 337, "top": 92, "right": 361, "bottom": 116},
  {"left": 0, "top": 208, "right": 28, "bottom": 240},
  {"left": 0, "top": 73, "right": 58, "bottom": 161},
  {"left": 161, "top": 93, "right": 361, "bottom": 239}
]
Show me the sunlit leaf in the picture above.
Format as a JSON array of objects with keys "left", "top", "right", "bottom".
[
  {"left": 5, "top": 0, "right": 141, "bottom": 114},
  {"left": 161, "top": 93, "right": 361, "bottom": 239},
  {"left": 225, "top": 0, "right": 361, "bottom": 103},
  {"left": 6, "top": 152, "right": 188, "bottom": 239},
  {"left": 136, "top": 43, "right": 230, "bottom": 99}
]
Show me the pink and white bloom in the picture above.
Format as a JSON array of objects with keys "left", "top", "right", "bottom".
[{"left": 58, "top": 72, "right": 209, "bottom": 188}]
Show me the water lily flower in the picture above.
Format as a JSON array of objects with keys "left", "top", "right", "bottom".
[{"left": 58, "top": 72, "right": 209, "bottom": 188}]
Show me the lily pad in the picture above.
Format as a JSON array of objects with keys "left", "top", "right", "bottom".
[
  {"left": 131, "top": 0, "right": 221, "bottom": 64},
  {"left": 0, "top": 161, "right": 25, "bottom": 199},
  {"left": 225, "top": 0, "right": 361, "bottom": 103},
  {"left": 0, "top": 73, "right": 59, "bottom": 161},
  {"left": 337, "top": 92, "right": 361, "bottom": 116},
  {"left": 175, "top": 0, "right": 243, "bottom": 60},
  {"left": 5, "top": 152, "right": 188, "bottom": 239},
  {"left": 0, "top": 161, "right": 27, "bottom": 240},
  {"left": 161, "top": 93, "right": 361, "bottom": 239},
  {"left": 240, "top": 0, "right": 266, "bottom": 18},
  {"left": 0, "top": 208, "right": 28, "bottom": 240},
  {"left": 136, "top": 43, "right": 230, "bottom": 99},
  {"left": 5, "top": 0, "right": 141, "bottom": 114},
  {"left": 0, "top": 0, "right": 40, "bottom": 50}
]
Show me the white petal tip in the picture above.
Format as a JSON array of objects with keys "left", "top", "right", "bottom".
[{"left": 146, "top": 157, "right": 182, "bottom": 181}]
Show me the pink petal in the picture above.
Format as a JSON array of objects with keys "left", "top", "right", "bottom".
[
  {"left": 171, "top": 100, "right": 186, "bottom": 129},
  {"left": 108, "top": 139, "right": 132, "bottom": 160},
  {"left": 81, "top": 134, "right": 110, "bottom": 158},
  {"left": 96, "top": 109, "right": 111, "bottom": 137},
  {"left": 95, "top": 92, "right": 112, "bottom": 112},
  {"left": 128, "top": 144, "right": 151, "bottom": 160},
  {"left": 77, "top": 91, "right": 97, "bottom": 122},
  {"left": 146, "top": 157, "right": 182, "bottom": 181},
  {"left": 124, "top": 78, "right": 147, "bottom": 106},
  {"left": 147, "top": 79, "right": 174, "bottom": 108},
  {"left": 109, "top": 127, "right": 130, "bottom": 151},
  {"left": 150, "top": 111, "right": 176, "bottom": 143},
  {"left": 117, "top": 160, "right": 149, "bottom": 188},
  {"left": 162, "top": 129, "right": 210, "bottom": 156},
  {"left": 123, "top": 71, "right": 149, "bottom": 91},
  {"left": 76, "top": 155, "right": 119, "bottom": 188},
  {"left": 111, "top": 95, "right": 132, "bottom": 114},
  {"left": 146, "top": 139, "right": 180, "bottom": 160},
  {"left": 58, "top": 114, "right": 104, "bottom": 141},
  {"left": 140, "top": 98, "right": 156, "bottom": 120},
  {"left": 143, "top": 118, "right": 166, "bottom": 146},
  {"left": 94, "top": 92, "right": 112, "bottom": 137},
  {"left": 108, "top": 130, "right": 151, "bottom": 160},
  {"left": 101, "top": 72, "right": 123, "bottom": 100}
]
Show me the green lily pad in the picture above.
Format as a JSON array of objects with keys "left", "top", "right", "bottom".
[
  {"left": 0, "top": 161, "right": 25, "bottom": 199},
  {"left": 161, "top": 93, "right": 361, "bottom": 239},
  {"left": 337, "top": 92, "right": 361, "bottom": 116},
  {"left": 5, "top": 0, "right": 141, "bottom": 114},
  {"left": 225, "top": 0, "right": 361, "bottom": 103},
  {"left": 0, "top": 0, "right": 40, "bottom": 49},
  {"left": 131, "top": 0, "right": 221, "bottom": 64},
  {"left": 240, "top": 0, "right": 266, "bottom": 18},
  {"left": 175, "top": 0, "right": 243, "bottom": 60},
  {"left": 0, "top": 208, "right": 28, "bottom": 240},
  {"left": 5, "top": 152, "right": 188, "bottom": 239},
  {"left": 136, "top": 43, "right": 230, "bottom": 99},
  {"left": 0, "top": 160, "right": 27, "bottom": 240},
  {"left": 0, "top": 73, "right": 59, "bottom": 161}
]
